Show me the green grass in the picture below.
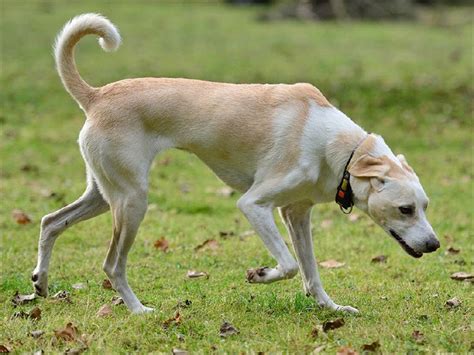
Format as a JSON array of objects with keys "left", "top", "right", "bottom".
[{"left": 1, "top": 1, "right": 473, "bottom": 353}]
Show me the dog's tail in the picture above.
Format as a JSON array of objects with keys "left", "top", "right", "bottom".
[{"left": 54, "top": 13, "right": 121, "bottom": 110}]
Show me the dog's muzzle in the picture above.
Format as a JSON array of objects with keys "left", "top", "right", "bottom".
[{"left": 389, "top": 229, "right": 423, "bottom": 258}]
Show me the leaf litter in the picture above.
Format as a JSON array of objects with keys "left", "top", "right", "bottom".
[{"left": 319, "top": 260, "right": 345, "bottom": 269}]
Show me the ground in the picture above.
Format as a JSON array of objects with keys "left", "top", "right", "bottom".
[{"left": 0, "top": 1, "right": 472, "bottom": 353}]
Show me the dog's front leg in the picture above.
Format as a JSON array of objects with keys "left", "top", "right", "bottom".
[
  {"left": 280, "top": 202, "right": 359, "bottom": 314},
  {"left": 237, "top": 189, "right": 299, "bottom": 283}
]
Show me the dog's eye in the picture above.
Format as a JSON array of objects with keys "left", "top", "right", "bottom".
[{"left": 399, "top": 206, "right": 414, "bottom": 215}]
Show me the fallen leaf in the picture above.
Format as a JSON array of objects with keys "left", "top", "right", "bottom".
[
  {"left": 310, "top": 327, "right": 319, "bottom": 338},
  {"left": 96, "top": 304, "right": 112, "bottom": 317},
  {"left": 219, "top": 321, "right": 239, "bottom": 337},
  {"left": 52, "top": 290, "right": 72, "bottom": 303},
  {"left": 176, "top": 299, "right": 192, "bottom": 308},
  {"left": 319, "top": 260, "right": 345, "bottom": 269},
  {"left": 12, "top": 209, "right": 32, "bottom": 225},
  {"left": 323, "top": 318, "right": 345, "bottom": 332},
  {"left": 163, "top": 311, "right": 182, "bottom": 328},
  {"left": 337, "top": 346, "right": 358, "bottom": 355},
  {"left": 320, "top": 219, "right": 333, "bottom": 229},
  {"left": 30, "top": 330, "right": 44, "bottom": 338},
  {"left": 72, "top": 283, "right": 86, "bottom": 290},
  {"left": 179, "top": 183, "right": 190, "bottom": 194},
  {"left": 445, "top": 297, "right": 461, "bottom": 309},
  {"left": 361, "top": 340, "right": 380, "bottom": 352},
  {"left": 186, "top": 270, "right": 209, "bottom": 279},
  {"left": 371, "top": 255, "right": 387, "bottom": 263},
  {"left": 111, "top": 296, "right": 124, "bottom": 306},
  {"left": 11, "top": 292, "right": 36, "bottom": 306},
  {"left": 445, "top": 247, "right": 460, "bottom": 255},
  {"left": 55, "top": 322, "right": 79, "bottom": 342},
  {"left": 313, "top": 345, "right": 326, "bottom": 353},
  {"left": 239, "top": 230, "right": 255, "bottom": 238},
  {"left": 412, "top": 330, "right": 424, "bottom": 343},
  {"left": 102, "top": 279, "right": 114, "bottom": 290},
  {"left": 215, "top": 187, "right": 235, "bottom": 197},
  {"left": 172, "top": 349, "right": 188, "bottom": 355},
  {"left": 194, "top": 239, "right": 219, "bottom": 251},
  {"left": 219, "top": 230, "right": 235, "bottom": 238},
  {"left": 0, "top": 345, "right": 10, "bottom": 353},
  {"left": 154, "top": 237, "right": 169, "bottom": 252},
  {"left": 348, "top": 213, "right": 360, "bottom": 222},
  {"left": 450, "top": 272, "right": 473, "bottom": 281},
  {"left": 29, "top": 307, "right": 41, "bottom": 321}
]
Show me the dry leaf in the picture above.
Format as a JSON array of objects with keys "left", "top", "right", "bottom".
[
  {"left": 111, "top": 296, "right": 124, "bottom": 306},
  {"left": 194, "top": 239, "right": 219, "bottom": 251},
  {"left": 0, "top": 345, "right": 10, "bottom": 353},
  {"left": 337, "top": 346, "right": 358, "bottom": 355},
  {"left": 215, "top": 187, "right": 235, "bottom": 197},
  {"left": 55, "top": 322, "right": 79, "bottom": 342},
  {"left": 445, "top": 297, "right": 461, "bottom": 309},
  {"left": 310, "top": 327, "right": 319, "bottom": 338},
  {"left": 179, "top": 183, "right": 190, "bottom": 194},
  {"left": 219, "top": 231, "right": 235, "bottom": 238},
  {"left": 102, "top": 279, "right": 114, "bottom": 290},
  {"left": 29, "top": 307, "right": 41, "bottom": 321},
  {"left": 361, "top": 340, "right": 380, "bottom": 352},
  {"left": 312, "top": 345, "right": 326, "bottom": 353},
  {"left": 172, "top": 349, "right": 188, "bottom": 355},
  {"left": 371, "top": 255, "right": 387, "bottom": 263},
  {"left": 412, "top": 330, "right": 424, "bottom": 343},
  {"left": 96, "top": 304, "right": 112, "bottom": 318},
  {"left": 72, "top": 283, "right": 86, "bottom": 290},
  {"left": 319, "top": 260, "right": 345, "bottom": 269},
  {"left": 445, "top": 247, "right": 460, "bottom": 255},
  {"left": 154, "top": 237, "right": 169, "bottom": 252},
  {"left": 163, "top": 311, "right": 182, "bottom": 328},
  {"left": 348, "top": 214, "right": 360, "bottom": 222},
  {"left": 219, "top": 321, "right": 239, "bottom": 337},
  {"left": 239, "top": 230, "right": 255, "bottom": 238},
  {"left": 320, "top": 219, "right": 333, "bottom": 229},
  {"left": 12, "top": 209, "right": 32, "bottom": 225},
  {"left": 450, "top": 272, "right": 473, "bottom": 281},
  {"left": 323, "top": 318, "right": 345, "bottom": 332},
  {"left": 11, "top": 292, "right": 36, "bottom": 306},
  {"left": 30, "top": 330, "right": 44, "bottom": 339},
  {"left": 186, "top": 270, "right": 209, "bottom": 279},
  {"left": 52, "top": 290, "right": 72, "bottom": 303}
]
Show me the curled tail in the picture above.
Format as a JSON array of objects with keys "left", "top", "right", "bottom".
[{"left": 54, "top": 13, "right": 121, "bottom": 110}]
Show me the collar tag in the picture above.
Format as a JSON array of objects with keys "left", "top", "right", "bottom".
[{"left": 335, "top": 169, "right": 354, "bottom": 214}]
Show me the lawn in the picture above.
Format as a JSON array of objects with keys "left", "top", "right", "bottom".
[{"left": 0, "top": 1, "right": 472, "bottom": 353}]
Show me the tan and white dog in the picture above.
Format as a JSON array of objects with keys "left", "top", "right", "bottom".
[{"left": 32, "top": 14, "right": 440, "bottom": 314}]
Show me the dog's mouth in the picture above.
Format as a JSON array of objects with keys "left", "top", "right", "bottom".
[{"left": 389, "top": 229, "right": 422, "bottom": 258}]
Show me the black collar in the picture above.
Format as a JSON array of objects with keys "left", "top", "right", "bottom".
[{"left": 335, "top": 134, "right": 369, "bottom": 214}]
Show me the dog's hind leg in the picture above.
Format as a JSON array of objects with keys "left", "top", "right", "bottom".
[
  {"left": 32, "top": 173, "right": 109, "bottom": 297},
  {"left": 280, "top": 202, "right": 359, "bottom": 314},
  {"left": 237, "top": 185, "right": 299, "bottom": 283}
]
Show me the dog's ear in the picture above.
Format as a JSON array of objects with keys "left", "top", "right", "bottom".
[
  {"left": 396, "top": 154, "right": 414, "bottom": 174},
  {"left": 348, "top": 154, "right": 389, "bottom": 178}
]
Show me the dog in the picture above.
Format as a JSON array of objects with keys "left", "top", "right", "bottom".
[{"left": 31, "top": 13, "right": 440, "bottom": 314}]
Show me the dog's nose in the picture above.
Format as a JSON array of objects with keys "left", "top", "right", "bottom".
[{"left": 425, "top": 237, "right": 440, "bottom": 252}]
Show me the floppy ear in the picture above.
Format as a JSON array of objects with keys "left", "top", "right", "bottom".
[
  {"left": 396, "top": 154, "right": 414, "bottom": 174},
  {"left": 348, "top": 154, "right": 389, "bottom": 178}
]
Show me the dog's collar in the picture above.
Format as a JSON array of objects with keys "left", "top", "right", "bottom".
[{"left": 335, "top": 133, "right": 370, "bottom": 214}]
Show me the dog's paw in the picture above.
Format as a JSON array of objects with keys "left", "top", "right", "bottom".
[
  {"left": 335, "top": 305, "right": 359, "bottom": 314},
  {"left": 31, "top": 271, "right": 48, "bottom": 297},
  {"left": 132, "top": 306, "right": 155, "bottom": 314},
  {"left": 246, "top": 267, "right": 272, "bottom": 283}
]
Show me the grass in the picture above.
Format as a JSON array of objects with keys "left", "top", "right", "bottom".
[{"left": 1, "top": 1, "right": 473, "bottom": 353}]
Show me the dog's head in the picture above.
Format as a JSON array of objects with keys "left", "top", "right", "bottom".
[{"left": 350, "top": 152, "right": 439, "bottom": 258}]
